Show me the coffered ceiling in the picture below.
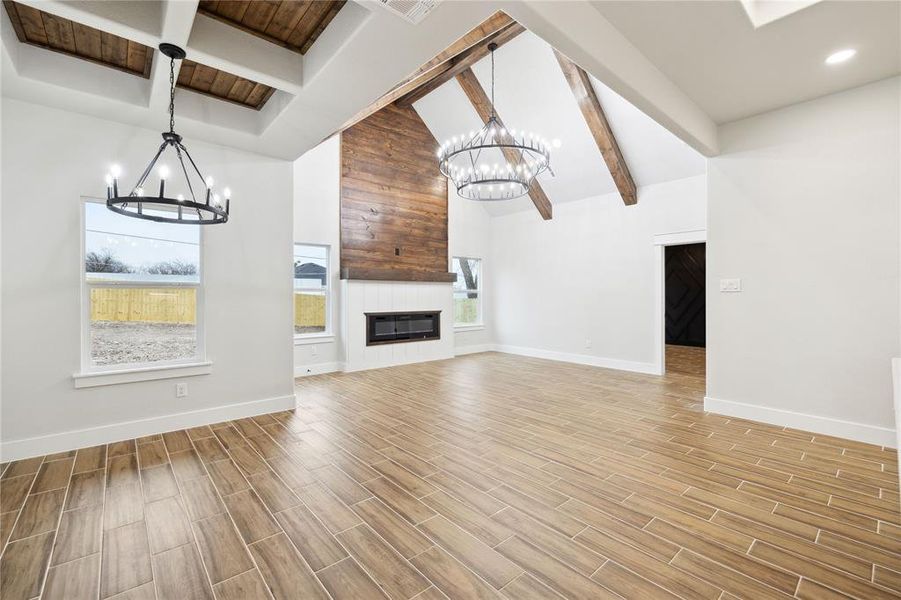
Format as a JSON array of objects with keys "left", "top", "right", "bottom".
[
  {"left": 177, "top": 59, "right": 274, "bottom": 110},
  {"left": 197, "top": 0, "right": 347, "bottom": 55},
  {"left": 3, "top": 1, "right": 153, "bottom": 78}
]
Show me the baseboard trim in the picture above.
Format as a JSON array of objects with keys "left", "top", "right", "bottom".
[
  {"left": 455, "top": 344, "right": 495, "bottom": 356},
  {"left": 704, "top": 396, "right": 897, "bottom": 448},
  {"left": 294, "top": 362, "right": 342, "bottom": 378},
  {"left": 1, "top": 394, "right": 297, "bottom": 461},
  {"left": 494, "top": 344, "right": 659, "bottom": 375}
]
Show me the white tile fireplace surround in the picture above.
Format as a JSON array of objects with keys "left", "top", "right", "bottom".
[{"left": 340, "top": 280, "right": 454, "bottom": 372}]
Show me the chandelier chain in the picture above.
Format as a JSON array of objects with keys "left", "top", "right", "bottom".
[
  {"left": 168, "top": 56, "right": 176, "bottom": 134},
  {"left": 490, "top": 46, "right": 496, "bottom": 119}
]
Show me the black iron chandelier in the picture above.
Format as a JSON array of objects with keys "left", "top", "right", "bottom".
[
  {"left": 438, "top": 42, "right": 554, "bottom": 201},
  {"left": 104, "top": 43, "right": 230, "bottom": 224}
]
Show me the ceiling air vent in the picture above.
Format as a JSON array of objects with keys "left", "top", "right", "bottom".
[{"left": 376, "top": 0, "right": 440, "bottom": 24}]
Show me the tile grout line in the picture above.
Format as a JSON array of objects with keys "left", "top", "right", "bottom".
[
  {"left": 133, "top": 443, "right": 161, "bottom": 600},
  {"left": 205, "top": 421, "right": 333, "bottom": 600},
  {"left": 33, "top": 456, "right": 76, "bottom": 599},
  {"left": 164, "top": 431, "right": 258, "bottom": 600}
]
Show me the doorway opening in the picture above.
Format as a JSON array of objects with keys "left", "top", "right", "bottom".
[
  {"left": 653, "top": 230, "right": 706, "bottom": 378},
  {"left": 665, "top": 242, "right": 706, "bottom": 378}
]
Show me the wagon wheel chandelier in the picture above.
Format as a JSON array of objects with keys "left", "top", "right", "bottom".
[
  {"left": 104, "top": 43, "right": 230, "bottom": 225},
  {"left": 437, "top": 42, "right": 554, "bottom": 201}
]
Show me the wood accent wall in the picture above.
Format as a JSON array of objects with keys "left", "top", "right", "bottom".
[{"left": 340, "top": 104, "right": 453, "bottom": 282}]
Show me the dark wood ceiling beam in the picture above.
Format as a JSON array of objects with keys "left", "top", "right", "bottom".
[
  {"left": 336, "top": 12, "right": 519, "bottom": 134},
  {"left": 455, "top": 68, "right": 553, "bottom": 220},
  {"left": 394, "top": 22, "right": 525, "bottom": 108},
  {"left": 398, "top": 12, "right": 513, "bottom": 88},
  {"left": 554, "top": 50, "right": 637, "bottom": 206}
]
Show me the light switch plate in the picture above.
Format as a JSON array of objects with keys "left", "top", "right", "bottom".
[{"left": 720, "top": 278, "right": 742, "bottom": 292}]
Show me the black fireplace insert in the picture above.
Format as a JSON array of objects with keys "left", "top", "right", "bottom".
[{"left": 366, "top": 311, "right": 441, "bottom": 346}]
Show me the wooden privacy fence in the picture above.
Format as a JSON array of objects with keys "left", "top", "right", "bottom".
[
  {"left": 90, "top": 288, "right": 196, "bottom": 324},
  {"left": 90, "top": 288, "right": 326, "bottom": 327},
  {"left": 295, "top": 292, "right": 326, "bottom": 327}
]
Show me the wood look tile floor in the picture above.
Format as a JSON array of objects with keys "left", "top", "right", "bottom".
[{"left": 2, "top": 348, "right": 899, "bottom": 599}]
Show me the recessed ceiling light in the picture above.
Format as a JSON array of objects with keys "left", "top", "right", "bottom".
[{"left": 825, "top": 48, "right": 856, "bottom": 65}]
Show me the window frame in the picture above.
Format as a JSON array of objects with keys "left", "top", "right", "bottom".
[
  {"left": 452, "top": 255, "right": 483, "bottom": 329},
  {"left": 293, "top": 242, "right": 331, "bottom": 341},
  {"left": 79, "top": 197, "right": 206, "bottom": 375}
]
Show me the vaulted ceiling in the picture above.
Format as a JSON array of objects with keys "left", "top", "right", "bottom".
[{"left": 412, "top": 31, "right": 705, "bottom": 216}]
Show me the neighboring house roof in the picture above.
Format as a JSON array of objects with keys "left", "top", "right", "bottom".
[{"left": 295, "top": 262, "right": 327, "bottom": 284}]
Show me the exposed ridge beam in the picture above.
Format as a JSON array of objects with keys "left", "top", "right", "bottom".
[
  {"left": 455, "top": 68, "right": 553, "bottom": 220},
  {"left": 555, "top": 50, "right": 636, "bottom": 206},
  {"left": 337, "top": 12, "right": 515, "bottom": 133},
  {"left": 394, "top": 21, "right": 525, "bottom": 108},
  {"left": 399, "top": 11, "right": 514, "bottom": 87}
]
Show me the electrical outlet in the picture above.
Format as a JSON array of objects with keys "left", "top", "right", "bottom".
[
  {"left": 585, "top": 338, "right": 592, "bottom": 349},
  {"left": 311, "top": 345, "right": 318, "bottom": 357},
  {"left": 175, "top": 383, "right": 188, "bottom": 398},
  {"left": 719, "top": 278, "right": 742, "bottom": 292}
]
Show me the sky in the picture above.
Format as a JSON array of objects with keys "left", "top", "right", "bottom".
[
  {"left": 294, "top": 243, "right": 326, "bottom": 266},
  {"left": 85, "top": 201, "right": 199, "bottom": 271}
]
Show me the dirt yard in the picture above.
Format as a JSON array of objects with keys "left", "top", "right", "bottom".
[
  {"left": 294, "top": 325, "right": 326, "bottom": 335},
  {"left": 90, "top": 321, "right": 197, "bottom": 366}
]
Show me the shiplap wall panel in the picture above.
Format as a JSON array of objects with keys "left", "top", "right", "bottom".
[{"left": 341, "top": 280, "right": 453, "bottom": 372}]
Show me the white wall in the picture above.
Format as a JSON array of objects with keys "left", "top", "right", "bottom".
[
  {"left": 293, "top": 136, "right": 342, "bottom": 376},
  {"left": 1, "top": 100, "right": 295, "bottom": 459},
  {"left": 707, "top": 77, "right": 900, "bottom": 447},
  {"left": 488, "top": 175, "right": 707, "bottom": 372},
  {"left": 449, "top": 191, "right": 494, "bottom": 353}
]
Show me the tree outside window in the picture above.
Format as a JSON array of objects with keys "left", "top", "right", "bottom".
[{"left": 452, "top": 257, "right": 481, "bottom": 326}]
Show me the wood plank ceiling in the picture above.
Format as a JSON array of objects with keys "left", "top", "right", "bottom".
[
  {"left": 2, "top": 0, "right": 153, "bottom": 78},
  {"left": 176, "top": 60, "right": 275, "bottom": 110},
  {"left": 197, "top": 0, "right": 347, "bottom": 55}
]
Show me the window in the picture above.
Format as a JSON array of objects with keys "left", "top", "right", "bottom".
[
  {"left": 294, "top": 244, "right": 329, "bottom": 337},
  {"left": 452, "top": 256, "right": 482, "bottom": 326},
  {"left": 83, "top": 200, "right": 202, "bottom": 371}
]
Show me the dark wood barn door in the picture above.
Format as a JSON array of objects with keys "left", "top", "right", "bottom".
[{"left": 665, "top": 243, "right": 705, "bottom": 347}]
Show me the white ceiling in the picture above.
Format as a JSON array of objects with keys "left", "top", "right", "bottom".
[
  {"left": 592, "top": 0, "right": 901, "bottom": 124},
  {"left": 413, "top": 32, "right": 706, "bottom": 216}
]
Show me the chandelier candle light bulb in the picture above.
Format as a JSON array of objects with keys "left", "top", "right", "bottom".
[{"left": 158, "top": 164, "right": 169, "bottom": 197}]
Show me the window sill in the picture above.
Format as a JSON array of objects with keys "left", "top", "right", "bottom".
[
  {"left": 73, "top": 361, "right": 212, "bottom": 389},
  {"left": 454, "top": 324, "right": 485, "bottom": 332},
  {"left": 294, "top": 334, "right": 335, "bottom": 346}
]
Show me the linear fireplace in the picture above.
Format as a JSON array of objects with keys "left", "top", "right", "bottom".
[{"left": 366, "top": 311, "right": 441, "bottom": 346}]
